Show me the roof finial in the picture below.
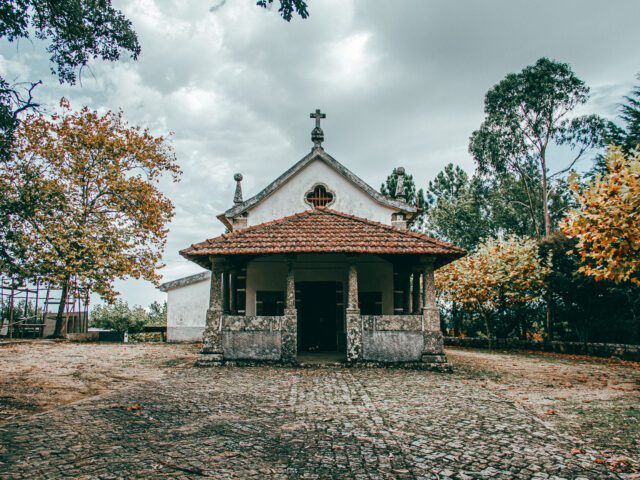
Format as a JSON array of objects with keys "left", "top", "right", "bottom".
[
  {"left": 233, "top": 173, "right": 243, "bottom": 204},
  {"left": 310, "top": 108, "right": 326, "bottom": 149},
  {"left": 394, "top": 167, "right": 406, "bottom": 200}
]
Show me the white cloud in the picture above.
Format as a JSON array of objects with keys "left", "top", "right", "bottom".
[
  {"left": 321, "top": 32, "right": 378, "bottom": 90},
  {"left": 2, "top": 0, "right": 639, "bottom": 307}
]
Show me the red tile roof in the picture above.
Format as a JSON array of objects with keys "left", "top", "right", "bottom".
[{"left": 181, "top": 208, "right": 465, "bottom": 266}]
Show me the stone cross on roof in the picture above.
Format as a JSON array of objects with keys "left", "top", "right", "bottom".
[{"left": 310, "top": 108, "right": 326, "bottom": 149}]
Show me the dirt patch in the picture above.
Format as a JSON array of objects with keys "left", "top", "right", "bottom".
[
  {"left": 447, "top": 347, "right": 640, "bottom": 474},
  {"left": 0, "top": 341, "right": 199, "bottom": 422}
]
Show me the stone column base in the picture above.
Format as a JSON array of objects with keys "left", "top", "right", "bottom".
[
  {"left": 281, "top": 308, "right": 298, "bottom": 363},
  {"left": 420, "top": 353, "right": 448, "bottom": 364},
  {"left": 422, "top": 331, "right": 445, "bottom": 354},
  {"left": 345, "top": 308, "right": 362, "bottom": 363},
  {"left": 195, "top": 352, "right": 224, "bottom": 367},
  {"left": 421, "top": 331, "right": 450, "bottom": 370}
]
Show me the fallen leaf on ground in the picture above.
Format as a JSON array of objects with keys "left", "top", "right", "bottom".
[{"left": 280, "top": 422, "right": 305, "bottom": 431}]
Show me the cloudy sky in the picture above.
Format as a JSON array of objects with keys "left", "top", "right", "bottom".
[{"left": 1, "top": 0, "right": 639, "bottom": 307}]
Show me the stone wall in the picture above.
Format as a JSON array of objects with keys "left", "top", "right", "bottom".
[
  {"left": 222, "top": 315, "right": 282, "bottom": 361},
  {"left": 361, "top": 315, "right": 423, "bottom": 362},
  {"left": 444, "top": 337, "right": 640, "bottom": 362}
]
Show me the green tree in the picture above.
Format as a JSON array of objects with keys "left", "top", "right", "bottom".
[
  {"left": 423, "top": 162, "right": 571, "bottom": 250},
  {"left": 147, "top": 301, "right": 167, "bottom": 326},
  {"left": 256, "top": 0, "right": 309, "bottom": 21},
  {"left": 617, "top": 75, "right": 640, "bottom": 153},
  {"left": 0, "top": 0, "right": 141, "bottom": 159},
  {"left": 380, "top": 168, "right": 426, "bottom": 230},
  {"left": 603, "top": 74, "right": 640, "bottom": 156},
  {"left": 424, "top": 164, "right": 489, "bottom": 250},
  {"left": 91, "top": 300, "right": 147, "bottom": 334},
  {"left": 469, "top": 57, "right": 606, "bottom": 239}
]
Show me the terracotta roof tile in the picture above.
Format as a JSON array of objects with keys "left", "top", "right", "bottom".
[{"left": 180, "top": 209, "right": 465, "bottom": 265}]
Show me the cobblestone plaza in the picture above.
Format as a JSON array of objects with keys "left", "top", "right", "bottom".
[{"left": 0, "top": 366, "right": 614, "bottom": 479}]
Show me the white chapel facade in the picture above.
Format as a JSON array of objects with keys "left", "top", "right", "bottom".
[{"left": 160, "top": 110, "right": 464, "bottom": 366}]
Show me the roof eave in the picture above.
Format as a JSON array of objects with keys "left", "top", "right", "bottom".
[{"left": 216, "top": 213, "right": 233, "bottom": 230}]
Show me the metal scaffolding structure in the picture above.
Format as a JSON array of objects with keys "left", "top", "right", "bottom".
[{"left": 0, "top": 276, "right": 90, "bottom": 339}]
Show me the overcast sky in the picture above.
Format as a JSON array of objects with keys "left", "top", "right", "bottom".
[{"left": 1, "top": 0, "right": 639, "bottom": 308}]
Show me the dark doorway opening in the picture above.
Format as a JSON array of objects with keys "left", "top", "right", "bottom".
[{"left": 296, "top": 281, "right": 343, "bottom": 353}]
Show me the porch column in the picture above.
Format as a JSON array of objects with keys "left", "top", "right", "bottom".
[
  {"left": 412, "top": 271, "right": 423, "bottom": 314},
  {"left": 421, "top": 259, "right": 446, "bottom": 364},
  {"left": 229, "top": 267, "right": 237, "bottom": 314},
  {"left": 346, "top": 263, "right": 362, "bottom": 363},
  {"left": 222, "top": 269, "right": 230, "bottom": 314},
  {"left": 200, "top": 257, "right": 225, "bottom": 362},
  {"left": 281, "top": 258, "right": 297, "bottom": 363},
  {"left": 402, "top": 270, "right": 411, "bottom": 314}
]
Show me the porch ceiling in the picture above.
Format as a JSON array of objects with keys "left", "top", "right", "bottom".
[{"left": 180, "top": 208, "right": 465, "bottom": 269}]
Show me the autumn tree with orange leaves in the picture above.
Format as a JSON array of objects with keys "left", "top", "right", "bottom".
[
  {"left": 0, "top": 100, "right": 181, "bottom": 337},
  {"left": 436, "top": 236, "right": 549, "bottom": 342},
  {"left": 562, "top": 147, "right": 640, "bottom": 286}
]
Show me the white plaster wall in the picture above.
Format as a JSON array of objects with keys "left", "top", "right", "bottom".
[
  {"left": 245, "top": 254, "right": 394, "bottom": 315},
  {"left": 165, "top": 254, "right": 395, "bottom": 340},
  {"left": 166, "top": 277, "right": 209, "bottom": 341},
  {"left": 247, "top": 159, "right": 397, "bottom": 226}
]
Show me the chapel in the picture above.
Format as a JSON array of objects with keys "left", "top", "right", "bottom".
[{"left": 161, "top": 110, "right": 465, "bottom": 367}]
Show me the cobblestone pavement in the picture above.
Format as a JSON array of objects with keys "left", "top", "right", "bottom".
[{"left": 0, "top": 367, "right": 616, "bottom": 479}]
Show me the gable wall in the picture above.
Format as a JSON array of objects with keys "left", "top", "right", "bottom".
[
  {"left": 246, "top": 159, "right": 397, "bottom": 226},
  {"left": 166, "top": 277, "right": 209, "bottom": 341}
]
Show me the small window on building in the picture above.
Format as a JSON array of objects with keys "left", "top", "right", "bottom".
[
  {"left": 305, "top": 184, "right": 334, "bottom": 208},
  {"left": 256, "top": 291, "right": 284, "bottom": 316},
  {"left": 359, "top": 292, "right": 382, "bottom": 315}
]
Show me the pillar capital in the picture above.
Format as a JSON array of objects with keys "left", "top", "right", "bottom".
[
  {"left": 209, "top": 256, "right": 228, "bottom": 273},
  {"left": 418, "top": 256, "right": 435, "bottom": 269}
]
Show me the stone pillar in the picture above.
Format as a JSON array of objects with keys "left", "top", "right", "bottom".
[
  {"left": 412, "top": 272, "right": 422, "bottom": 314},
  {"left": 199, "top": 257, "right": 225, "bottom": 365},
  {"left": 421, "top": 259, "right": 447, "bottom": 365},
  {"left": 281, "top": 259, "right": 298, "bottom": 363},
  {"left": 222, "top": 269, "right": 230, "bottom": 314},
  {"left": 346, "top": 263, "right": 362, "bottom": 363},
  {"left": 229, "top": 268, "right": 237, "bottom": 314},
  {"left": 402, "top": 270, "right": 411, "bottom": 314}
]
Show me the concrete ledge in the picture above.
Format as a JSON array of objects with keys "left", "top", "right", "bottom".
[
  {"left": 363, "top": 331, "right": 423, "bottom": 362},
  {"left": 223, "top": 331, "right": 281, "bottom": 360}
]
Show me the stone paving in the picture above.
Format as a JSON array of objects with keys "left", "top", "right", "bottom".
[{"left": 0, "top": 367, "right": 617, "bottom": 479}]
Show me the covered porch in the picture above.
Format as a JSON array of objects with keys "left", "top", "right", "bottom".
[{"left": 179, "top": 208, "right": 465, "bottom": 366}]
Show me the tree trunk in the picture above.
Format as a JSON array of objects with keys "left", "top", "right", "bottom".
[
  {"left": 545, "top": 294, "right": 553, "bottom": 343},
  {"left": 452, "top": 301, "right": 460, "bottom": 337},
  {"left": 540, "top": 150, "right": 553, "bottom": 342},
  {"left": 540, "top": 151, "right": 551, "bottom": 238},
  {"left": 625, "top": 290, "right": 639, "bottom": 344},
  {"left": 51, "top": 279, "right": 69, "bottom": 338},
  {"left": 484, "top": 312, "right": 493, "bottom": 349}
]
